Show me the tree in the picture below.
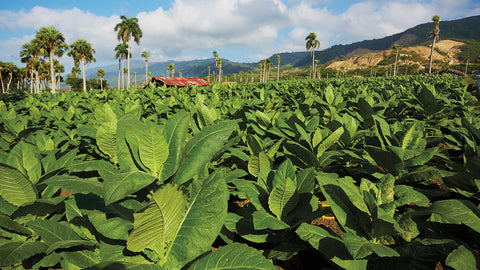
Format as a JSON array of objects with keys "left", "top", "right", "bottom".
[
  {"left": 178, "top": 72, "right": 183, "bottom": 78},
  {"left": 216, "top": 58, "right": 222, "bottom": 82},
  {"left": 428, "top": 15, "right": 440, "bottom": 74},
  {"left": 53, "top": 60, "right": 64, "bottom": 90},
  {"left": 115, "top": 43, "right": 129, "bottom": 90},
  {"left": 34, "top": 26, "right": 68, "bottom": 93},
  {"left": 305, "top": 32, "right": 320, "bottom": 79},
  {"left": 213, "top": 51, "right": 218, "bottom": 81},
  {"left": 166, "top": 66, "right": 170, "bottom": 77},
  {"left": 67, "top": 39, "right": 96, "bottom": 91},
  {"left": 97, "top": 69, "right": 105, "bottom": 90},
  {"left": 208, "top": 66, "right": 211, "bottom": 82},
  {"left": 276, "top": 55, "right": 280, "bottom": 81},
  {"left": 169, "top": 63, "right": 175, "bottom": 77},
  {"left": 19, "top": 41, "right": 38, "bottom": 93},
  {"left": 257, "top": 63, "right": 263, "bottom": 82},
  {"left": 71, "top": 64, "right": 81, "bottom": 78},
  {"left": 114, "top": 15, "right": 142, "bottom": 88},
  {"left": 142, "top": 51, "right": 149, "bottom": 82},
  {"left": 393, "top": 44, "right": 400, "bottom": 76}
]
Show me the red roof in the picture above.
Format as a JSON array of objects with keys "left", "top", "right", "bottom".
[{"left": 152, "top": 76, "right": 211, "bottom": 87}]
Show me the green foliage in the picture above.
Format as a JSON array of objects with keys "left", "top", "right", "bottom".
[{"left": 0, "top": 74, "right": 479, "bottom": 269}]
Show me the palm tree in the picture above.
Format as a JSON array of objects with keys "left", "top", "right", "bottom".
[
  {"left": 213, "top": 51, "right": 218, "bottom": 81},
  {"left": 216, "top": 58, "right": 222, "bottom": 82},
  {"left": 166, "top": 66, "right": 170, "bottom": 77},
  {"left": 208, "top": 66, "right": 211, "bottom": 82},
  {"left": 53, "top": 60, "right": 64, "bottom": 90},
  {"left": 428, "top": 15, "right": 440, "bottom": 74},
  {"left": 393, "top": 44, "right": 400, "bottom": 76},
  {"left": 169, "top": 63, "right": 175, "bottom": 77},
  {"left": 71, "top": 64, "right": 81, "bottom": 78},
  {"left": 114, "top": 15, "right": 142, "bottom": 88},
  {"left": 178, "top": 72, "right": 183, "bottom": 78},
  {"left": 141, "top": 51, "right": 149, "bottom": 82},
  {"left": 276, "top": 55, "right": 280, "bottom": 81},
  {"left": 134, "top": 71, "right": 137, "bottom": 87},
  {"left": 34, "top": 26, "right": 68, "bottom": 93},
  {"left": 19, "top": 41, "right": 37, "bottom": 93},
  {"left": 67, "top": 39, "right": 96, "bottom": 91},
  {"left": 97, "top": 69, "right": 105, "bottom": 90},
  {"left": 257, "top": 63, "right": 263, "bottom": 82},
  {"left": 114, "top": 43, "right": 129, "bottom": 90},
  {"left": 305, "top": 32, "right": 320, "bottom": 79}
]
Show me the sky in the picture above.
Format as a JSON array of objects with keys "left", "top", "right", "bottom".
[{"left": 1, "top": 0, "right": 480, "bottom": 74}]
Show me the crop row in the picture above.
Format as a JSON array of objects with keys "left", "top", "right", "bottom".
[{"left": 0, "top": 75, "right": 479, "bottom": 269}]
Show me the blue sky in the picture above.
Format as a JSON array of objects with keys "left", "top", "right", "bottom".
[{"left": 1, "top": 0, "right": 479, "bottom": 74}]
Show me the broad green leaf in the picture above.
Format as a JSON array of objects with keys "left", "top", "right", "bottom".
[
  {"left": 27, "top": 220, "right": 100, "bottom": 268},
  {"left": 161, "top": 111, "right": 190, "bottom": 181},
  {"left": 394, "top": 185, "right": 430, "bottom": 207},
  {"left": 187, "top": 243, "right": 276, "bottom": 270},
  {"left": 296, "top": 223, "right": 366, "bottom": 270},
  {"left": 85, "top": 262, "right": 164, "bottom": 270},
  {"left": 252, "top": 210, "right": 289, "bottom": 230},
  {"left": 445, "top": 245, "right": 477, "bottom": 270},
  {"left": 0, "top": 241, "right": 48, "bottom": 267},
  {"left": 366, "top": 146, "right": 404, "bottom": 175},
  {"left": 87, "top": 210, "right": 133, "bottom": 241},
  {"left": 341, "top": 232, "right": 399, "bottom": 259},
  {"left": 139, "top": 125, "right": 169, "bottom": 178},
  {"left": 96, "top": 120, "right": 117, "bottom": 163},
  {"left": 103, "top": 171, "right": 157, "bottom": 205},
  {"left": 268, "top": 177, "right": 298, "bottom": 220},
  {"left": 46, "top": 240, "right": 96, "bottom": 254},
  {"left": 317, "top": 126, "right": 344, "bottom": 158},
  {"left": 430, "top": 199, "right": 480, "bottom": 234},
  {"left": 173, "top": 120, "right": 237, "bottom": 185},
  {"left": 127, "top": 184, "right": 187, "bottom": 255},
  {"left": 273, "top": 159, "right": 296, "bottom": 188},
  {"left": 255, "top": 110, "right": 271, "bottom": 130},
  {"left": 283, "top": 140, "right": 319, "bottom": 168},
  {"left": 247, "top": 151, "right": 271, "bottom": 179},
  {"left": 117, "top": 114, "right": 146, "bottom": 172},
  {"left": 0, "top": 164, "right": 37, "bottom": 207},
  {"left": 233, "top": 179, "right": 269, "bottom": 211},
  {"left": 43, "top": 175, "right": 103, "bottom": 197},
  {"left": 295, "top": 167, "right": 315, "bottom": 194},
  {"left": 6, "top": 142, "right": 42, "bottom": 183},
  {"left": 164, "top": 170, "right": 229, "bottom": 269},
  {"left": 0, "top": 212, "right": 31, "bottom": 236},
  {"left": 325, "top": 84, "right": 335, "bottom": 105},
  {"left": 246, "top": 134, "right": 263, "bottom": 155}
]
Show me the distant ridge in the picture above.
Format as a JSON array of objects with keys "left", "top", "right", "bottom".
[{"left": 87, "top": 15, "right": 480, "bottom": 83}]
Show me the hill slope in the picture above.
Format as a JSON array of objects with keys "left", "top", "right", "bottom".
[{"left": 87, "top": 14, "right": 480, "bottom": 84}]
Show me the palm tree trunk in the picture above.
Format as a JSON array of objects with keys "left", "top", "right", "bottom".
[
  {"left": 127, "top": 42, "right": 131, "bottom": 88},
  {"left": 118, "top": 59, "right": 121, "bottom": 90},
  {"left": 312, "top": 49, "right": 315, "bottom": 79},
  {"left": 30, "top": 70, "right": 34, "bottom": 94},
  {"left": 277, "top": 62, "right": 280, "bottom": 81},
  {"left": 145, "top": 59, "right": 148, "bottom": 82},
  {"left": 82, "top": 58, "right": 87, "bottom": 91},
  {"left": 50, "top": 50, "right": 56, "bottom": 93},
  {"left": 0, "top": 72, "right": 4, "bottom": 93},
  {"left": 122, "top": 59, "right": 125, "bottom": 90},
  {"left": 394, "top": 50, "right": 399, "bottom": 76},
  {"left": 428, "top": 37, "right": 437, "bottom": 74}
]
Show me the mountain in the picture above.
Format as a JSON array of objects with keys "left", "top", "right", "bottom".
[
  {"left": 86, "top": 15, "right": 480, "bottom": 83},
  {"left": 292, "top": 15, "right": 480, "bottom": 67}
]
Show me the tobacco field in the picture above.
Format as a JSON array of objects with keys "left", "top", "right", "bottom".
[{"left": 0, "top": 74, "right": 479, "bottom": 269}]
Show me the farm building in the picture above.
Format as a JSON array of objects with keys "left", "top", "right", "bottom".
[{"left": 142, "top": 76, "right": 211, "bottom": 88}]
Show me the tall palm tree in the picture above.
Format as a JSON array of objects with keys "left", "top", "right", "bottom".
[
  {"left": 34, "top": 26, "right": 68, "bottom": 93},
  {"left": 53, "top": 60, "right": 64, "bottom": 90},
  {"left": 114, "top": 15, "right": 142, "bottom": 88},
  {"left": 257, "top": 63, "right": 263, "bottom": 82},
  {"left": 114, "top": 43, "right": 129, "bottom": 90},
  {"left": 141, "top": 51, "right": 149, "bottom": 82},
  {"left": 67, "top": 39, "right": 96, "bottom": 91},
  {"left": 216, "top": 58, "right": 222, "bottom": 82},
  {"left": 97, "top": 69, "right": 105, "bottom": 90},
  {"left": 166, "top": 66, "right": 170, "bottom": 77},
  {"left": 71, "top": 64, "right": 81, "bottom": 78},
  {"left": 276, "top": 55, "right": 280, "bottom": 81},
  {"left": 305, "top": 32, "right": 320, "bottom": 79},
  {"left": 428, "top": 15, "right": 440, "bottom": 74},
  {"left": 393, "top": 44, "right": 400, "bottom": 76},
  {"left": 19, "top": 42, "right": 36, "bottom": 93},
  {"left": 169, "top": 63, "right": 175, "bottom": 77},
  {"left": 213, "top": 51, "right": 219, "bottom": 81},
  {"left": 208, "top": 66, "right": 211, "bottom": 82}
]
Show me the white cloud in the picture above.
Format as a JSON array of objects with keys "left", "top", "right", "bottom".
[{"left": 0, "top": 0, "right": 479, "bottom": 71}]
